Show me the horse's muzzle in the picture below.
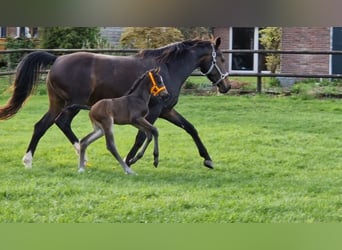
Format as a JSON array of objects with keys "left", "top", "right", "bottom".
[
  {"left": 217, "top": 79, "right": 231, "bottom": 93},
  {"left": 160, "top": 90, "right": 170, "bottom": 98}
]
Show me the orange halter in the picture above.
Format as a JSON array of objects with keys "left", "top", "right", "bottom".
[{"left": 148, "top": 71, "right": 166, "bottom": 96}]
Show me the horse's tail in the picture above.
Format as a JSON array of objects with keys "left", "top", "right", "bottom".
[{"left": 0, "top": 51, "right": 57, "bottom": 120}]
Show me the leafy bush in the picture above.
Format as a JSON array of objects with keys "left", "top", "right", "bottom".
[
  {"left": 177, "top": 27, "right": 212, "bottom": 40},
  {"left": 120, "top": 27, "right": 184, "bottom": 49},
  {"left": 41, "top": 27, "right": 101, "bottom": 49},
  {"left": 5, "top": 37, "right": 36, "bottom": 69},
  {"left": 259, "top": 27, "right": 281, "bottom": 73}
]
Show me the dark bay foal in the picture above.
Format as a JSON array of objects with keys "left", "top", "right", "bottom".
[{"left": 66, "top": 68, "right": 168, "bottom": 175}]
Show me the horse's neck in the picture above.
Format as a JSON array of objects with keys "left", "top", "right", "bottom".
[{"left": 166, "top": 50, "right": 205, "bottom": 83}]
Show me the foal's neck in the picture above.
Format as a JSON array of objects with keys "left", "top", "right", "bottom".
[{"left": 129, "top": 78, "right": 152, "bottom": 102}]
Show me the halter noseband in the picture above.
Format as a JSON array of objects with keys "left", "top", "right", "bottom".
[
  {"left": 148, "top": 71, "right": 166, "bottom": 96},
  {"left": 201, "top": 44, "right": 229, "bottom": 85}
]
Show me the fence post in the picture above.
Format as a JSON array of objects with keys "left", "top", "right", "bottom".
[{"left": 257, "top": 52, "right": 262, "bottom": 93}]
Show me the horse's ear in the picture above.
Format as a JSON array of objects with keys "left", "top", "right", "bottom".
[{"left": 215, "top": 37, "right": 221, "bottom": 49}]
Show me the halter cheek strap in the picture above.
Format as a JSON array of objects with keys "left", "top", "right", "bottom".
[
  {"left": 201, "top": 44, "right": 229, "bottom": 85},
  {"left": 148, "top": 71, "right": 166, "bottom": 96}
]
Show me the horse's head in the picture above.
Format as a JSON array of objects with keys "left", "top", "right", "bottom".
[
  {"left": 148, "top": 68, "right": 169, "bottom": 98},
  {"left": 200, "top": 37, "right": 231, "bottom": 93}
]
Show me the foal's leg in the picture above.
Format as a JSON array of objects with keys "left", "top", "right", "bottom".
[
  {"left": 125, "top": 111, "right": 160, "bottom": 167},
  {"left": 102, "top": 120, "right": 135, "bottom": 175},
  {"left": 78, "top": 125, "right": 104, "bottom": 173},
  {"left": 130, "top": 118, "right": 159, "bottom": 167}
]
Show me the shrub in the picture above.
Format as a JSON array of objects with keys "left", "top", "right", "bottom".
[
  {"left": 5, "top": 37, "right": 36, "bottom": 69},
  {"left": 41, "top": 27, "right": 101, "bottom": 49},
  {"left": 259, "top": 27, "right": 281, "bottom": 73},
  {"left": 120, "top": 27, "right": 184, "bottom": 49}
]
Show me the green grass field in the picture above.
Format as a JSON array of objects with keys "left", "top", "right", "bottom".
[{"left": 1, "top": 92, "right": 342, "bottom": 222}]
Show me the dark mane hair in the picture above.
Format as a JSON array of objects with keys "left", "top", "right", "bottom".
[
  {"left": 136, "top": 39, "right": 212, "bottom": 63},
  {"left": 126, "top": 71, "right": 148, "bottom": 95}
]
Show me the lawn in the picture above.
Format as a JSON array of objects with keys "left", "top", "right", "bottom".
[{"left": 1, "top": 93, "right": 342, "bottom": 222}]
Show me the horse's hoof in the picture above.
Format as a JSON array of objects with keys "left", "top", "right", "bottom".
[
  {"left": 23, "top": 152, "right": 33, "bottom": 169},
  {"left": 78, "top": 168, "right": 85, "bottom": 173},
  {"left": 204, "top": 160, "right": 214, "bottom": 169},
  {"left": 153, "top": 161, "right": 159, "bottom": 168}
]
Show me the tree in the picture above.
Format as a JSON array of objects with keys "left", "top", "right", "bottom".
[
  {"left": 177, "top": 27, "right": 213, "bottom": 40},
  {"left": 41, "top": 27, "right": 101, "bottom": 49},
  {"left": 119, "top": 27, "right": 184, "bottom": 49},
  {"left": 259, "top": 27, "right": 282, "bottom": 73}
]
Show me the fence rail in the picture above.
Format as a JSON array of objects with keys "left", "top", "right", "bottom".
[{"left": 2, "top": 48, "right": 342, "bottom": 92}]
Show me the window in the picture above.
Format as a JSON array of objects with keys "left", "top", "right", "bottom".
[
  {"left": 0, "top": 27, "right": 6, "bottom": 38},
  {"left": 331, "top": 27, "right": 342, "bottom": 74},
  {"left": 229, "top": 27, "right": 260, "bottom": 73}
]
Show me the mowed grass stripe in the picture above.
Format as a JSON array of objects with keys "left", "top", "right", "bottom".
[{"left": 0, "top": 94, "right": 342, "bottom": 222}]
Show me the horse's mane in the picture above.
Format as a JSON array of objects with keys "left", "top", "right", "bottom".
[
  {"left": 126, "top": 71, "right": 148, "bottom": 95},
  {"left": 136, "top": 39, "right": 213, "bottom": 63}
]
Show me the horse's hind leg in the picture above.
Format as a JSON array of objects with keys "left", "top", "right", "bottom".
[
  {"left": 55, "top": 107, "right": 81, "bottom": 154},
  {"left": 102, "top": 122, "right": 135, "bottom": 175},
  {"left": 23, "top": 111, "right": 58, "bottom": 168},
  {"left": 78, "top": 125, "right": 103, "bottom": 173}
]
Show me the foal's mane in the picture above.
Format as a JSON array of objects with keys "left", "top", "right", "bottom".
[
  {"left": 126, "top": 71, "right": 149, "bottom": 95},
  {"left": 136, "top": 39, "right": 213, "bottom": 63}
]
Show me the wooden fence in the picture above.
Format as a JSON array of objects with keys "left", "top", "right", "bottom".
[{"left": 2, "top": 48, "right": 342, "bottom": 93}]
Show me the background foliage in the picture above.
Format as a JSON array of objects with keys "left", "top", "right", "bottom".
[
  {"left": 4, "top": 37, "right": 36, "bottom": 69},
  {"left": 119, "top": 27, "right": 184, "bottom": 49},
  {"left": 259, "top": 27, "right": 282, "bottom": 73},
  {"left": 40, "top": 27, "right": 102, "bottom": 49}
]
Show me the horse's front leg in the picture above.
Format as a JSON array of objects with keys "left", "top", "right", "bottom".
[
  {"left": 160, "top": 108, "right": 214, "bottom": 169},
  {"left": 129, "top": 118, "right": 159, "bottom": 167},
  {"left": 23, "top": 110, "right": 58, "bottom": 168}
]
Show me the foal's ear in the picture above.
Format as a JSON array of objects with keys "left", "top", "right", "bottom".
[
  {"left": 155, "top": 67, "right": 161, "bottom": 73},
  {"left": 214, "top": 37, "right": 221, "bottom": 49}
]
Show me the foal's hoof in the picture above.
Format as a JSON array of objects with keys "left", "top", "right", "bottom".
[
  {"left": 204, "top": 160, "right": 214, "bottom": 169},
  {"left": 153, "top": 160, "right": 159, "bottom": 168},
  {"left": 78, "top": 168, "right": 86, "bottom": 173},
  {"left": 124, "top": 157, "right": 135, "bottom": 166},
  {"left": 125, "top": 168, "right": 136, "bottom": 175}
]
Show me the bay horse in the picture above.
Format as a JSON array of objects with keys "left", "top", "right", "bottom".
[
  {"left": 0, "top": 37, "right": 231, "bottom": 170},
  {"left": 65, "top": 68, "right": 168, "bottom": 175}
]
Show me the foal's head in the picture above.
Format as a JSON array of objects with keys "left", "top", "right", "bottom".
[
  {"left": 147, "top": 68, "right": 169, "bottom": 98},
  {"left": 127, "top": 68, "right": 169, "bottom": 98}
]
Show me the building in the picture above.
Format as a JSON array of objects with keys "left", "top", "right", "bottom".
[
  {"left": 0, "top": 27, "right": 123, "bottom": 49},
  {"left": 213, "top": 27, "right": 342, "bottom": 77}
]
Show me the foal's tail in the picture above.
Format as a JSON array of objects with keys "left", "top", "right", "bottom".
[
  {"left": 56, "top": 104, "right": 91, "bottom": 121},
  {"left": 63, "top": 104, "right": 91, "bottom": 112},
  {"left": 0, "top": 51, "right": 57, "bottom": 120}
]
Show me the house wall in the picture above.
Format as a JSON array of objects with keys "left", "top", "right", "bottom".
[
  {"left": 100, "top": 27, "right": 123, "bottom": 47},
  {"left": 213, "top": 27, "right": 230, "bottom": 70},
  {"left": 214, "top": 27, "right": 332, "bottom": 76},
  {"left": 280, "top": 27, "right": 330, "bottom": 75}
]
